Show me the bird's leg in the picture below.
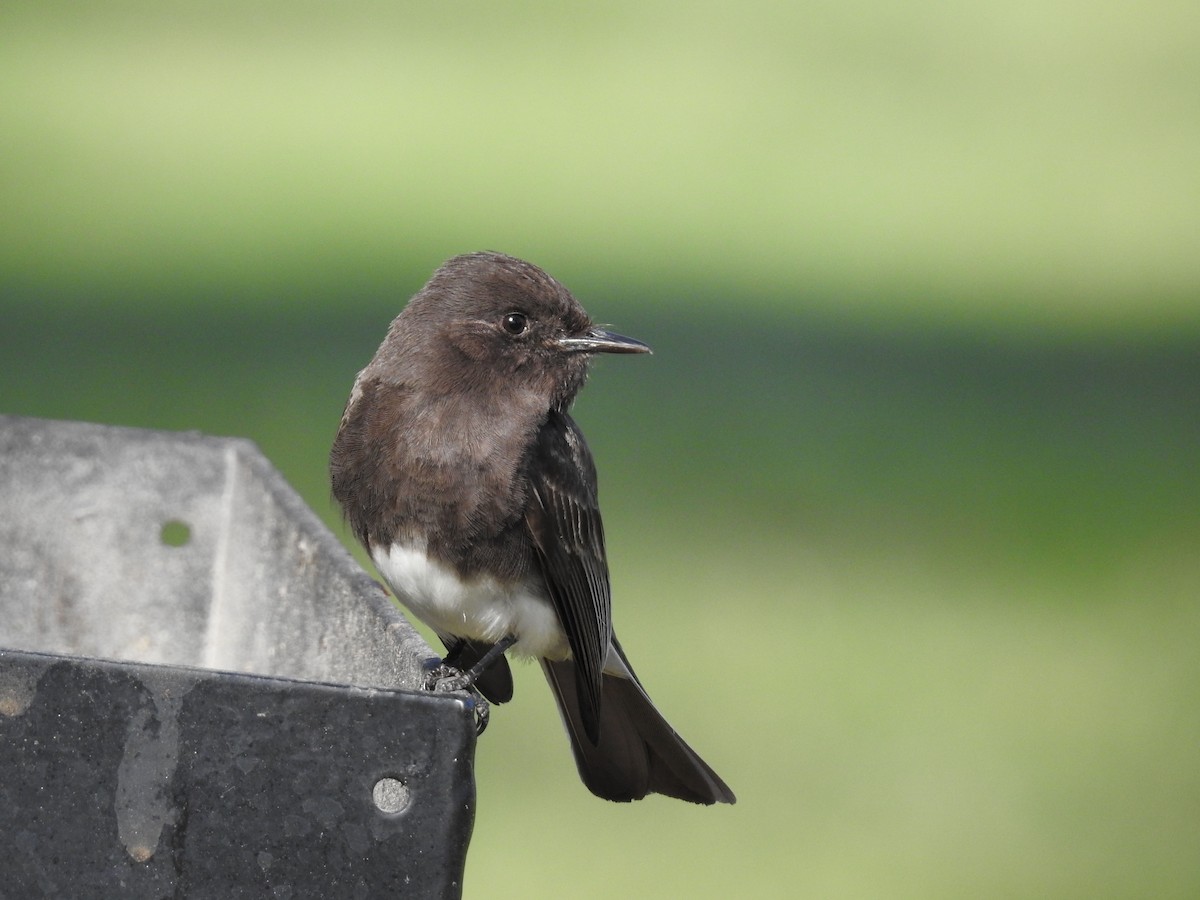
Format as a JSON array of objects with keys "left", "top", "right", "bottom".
[
  {"left": 424, "top": 635, "right": 518, "bottom": 735},
  {"left": 426, "top": 635, "right": 517, "bottom": 693}
]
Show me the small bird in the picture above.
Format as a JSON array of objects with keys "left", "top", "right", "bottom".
[{"left": 331, "top": 252, "right": 734, "bottom": 804}]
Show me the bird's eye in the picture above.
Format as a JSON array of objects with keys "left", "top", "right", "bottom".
[{"left": 501, "top": 312, "right": 529, "bottom": 335}]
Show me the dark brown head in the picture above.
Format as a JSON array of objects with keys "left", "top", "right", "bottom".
[{"left": 366, "top": 252, "right": 649, "bottom": 412}]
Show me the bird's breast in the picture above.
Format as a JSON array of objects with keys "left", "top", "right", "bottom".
[{"left": 370, "top": 539, "right": 569, "bottom": 661}]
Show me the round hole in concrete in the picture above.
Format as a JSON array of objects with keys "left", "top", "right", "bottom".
[
  {"left": 372, "top": 777, "right": 410, "bottom": 814},
  {"left": 160, "top": 520, "right": 191, "bottom": 547}
]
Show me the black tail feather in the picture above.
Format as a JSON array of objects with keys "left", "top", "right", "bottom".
[{"left": 540, "top": 641, "right": 735, "bottom": 805}]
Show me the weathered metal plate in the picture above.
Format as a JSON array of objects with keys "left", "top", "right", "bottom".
[{"left": 0, "top": 416, "right": 475, "bottom": 898}]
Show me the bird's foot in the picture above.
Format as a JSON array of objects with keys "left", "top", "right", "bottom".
[
  {"left": 423, "top": 661, "right": 470, "bottom": 692},
  {"left": 423, "top": 661, "right": 491, "bottom": 735}
]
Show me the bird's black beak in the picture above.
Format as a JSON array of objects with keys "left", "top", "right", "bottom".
[{"left": 554, "top": 328, "right": 651, "bottom": 355}]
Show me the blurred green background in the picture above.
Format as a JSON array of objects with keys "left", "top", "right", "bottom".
[{"left": 3, "top": 2, "right": 1199, "bottom": 897}]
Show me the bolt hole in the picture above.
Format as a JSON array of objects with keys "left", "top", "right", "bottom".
[
  {"left": 372, "top": 777, "right": 410, "bottom": 814},
  {"left": 160, "top": 520, "right": 191, "bottom": 547}
]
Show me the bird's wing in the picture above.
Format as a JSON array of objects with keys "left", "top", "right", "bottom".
[{"left": 524, "top": 410, "right": 612, "bottom": 744}]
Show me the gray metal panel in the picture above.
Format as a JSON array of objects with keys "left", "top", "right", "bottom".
[{"left": 0, "top": 416, "right": 475, "bottom": 897}]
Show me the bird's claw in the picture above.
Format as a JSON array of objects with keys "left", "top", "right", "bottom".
[
  {"left": 423, "top": 661, "right": 491, "bottom": 735},
  {"left": 470, "top": 696, "right": 490, "bottom": 735}
]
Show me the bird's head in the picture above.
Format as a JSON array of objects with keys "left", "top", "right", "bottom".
[{"left": 382, "top": 251, "right": 649, "bottom": 411}]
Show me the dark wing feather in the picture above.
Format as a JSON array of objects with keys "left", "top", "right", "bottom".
[{"left": 524, "top": 410, "right": 612, "bottom": 744}]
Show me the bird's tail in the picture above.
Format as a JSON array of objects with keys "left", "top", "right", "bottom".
[{"left": 540, "top": 638, "right": 735, "bottom": 804}]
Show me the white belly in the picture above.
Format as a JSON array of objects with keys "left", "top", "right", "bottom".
[{"left": 371, "top": 540, "right": 569, "bottom": 661}]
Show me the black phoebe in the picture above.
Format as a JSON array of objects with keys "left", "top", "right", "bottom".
[{"left": 330, "top": 252, "right": 734, "bottom": 805}]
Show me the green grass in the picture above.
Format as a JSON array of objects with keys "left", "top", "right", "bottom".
[{"left": 3, "top": 2, "right": 1199, "bottom": 896}]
